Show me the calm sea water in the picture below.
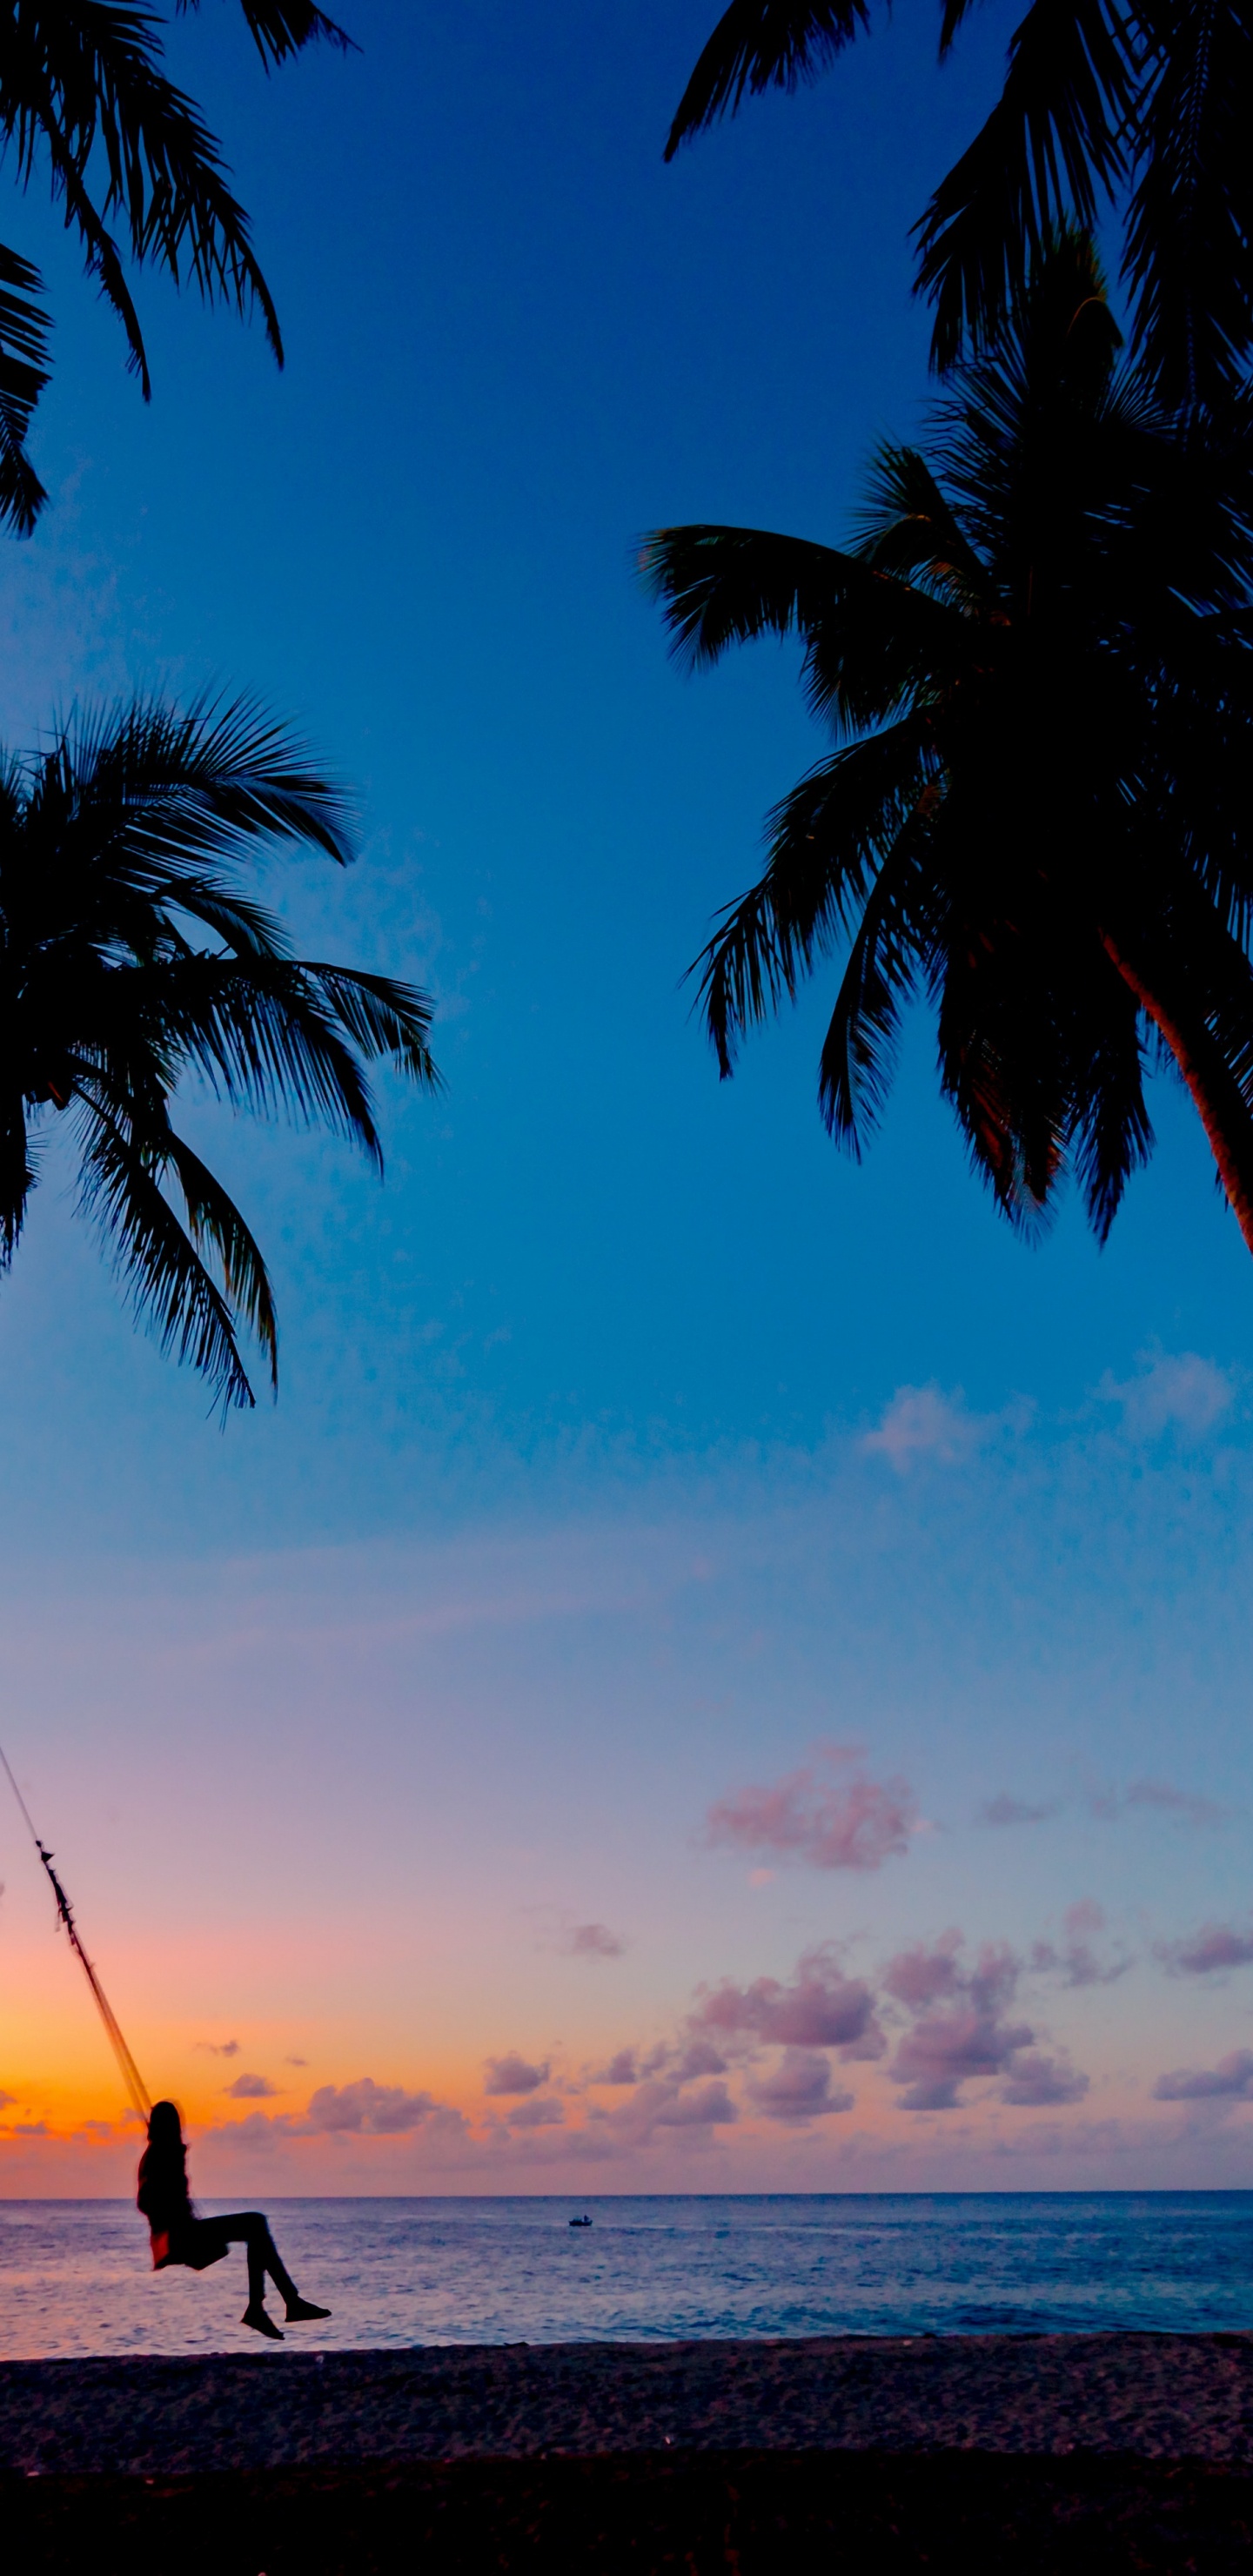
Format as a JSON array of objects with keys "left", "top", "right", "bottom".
[{"left": 1, "top": 2194, "right": 1250, "bottom": 2358}]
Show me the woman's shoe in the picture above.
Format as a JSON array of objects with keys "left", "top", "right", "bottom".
[
  {"left": 285, "top": 2297, "right": 332, "bottom": 2322},
  {"left": 243, "top": 2304, "right": 284, "bottom": 2339}
]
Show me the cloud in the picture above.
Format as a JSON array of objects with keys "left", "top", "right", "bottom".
[
  {"left": 505, "top": 2095, "right": 566, "bottom": 2129},
  {"left": 706, "top": 1745, "right": 915, "bottom": 1874},
  {"left": 303, "top": 2078, "right": 450, "bottom": 2136},
  {"left": 1154, "top": 2050, "right": 1253, "bottom": 2102},
  {"left": 692, "top": 1943, "right": 884, "bottom": 2056},
  {"left": 648, "top": 2080, "right": 738, "bottom": 2130},
  {"left": 882, "top": 1937, "right": 1084, "bottom": 2113},
  {"left": 285, "top": 2056, "right": 308, "bottom": 2068},
  {"left": 747, "top": 2049, "right": 854, "bottom": 2123},
  {"left": 590, "top": 2049, "right": 637, "bottom": 2086},
  {"left": 0, "top": 2092, "right": 14, "bottom": 2111},
  {"left": 483, "top": 2052, "right": 550, "bottom": 2096},
  {"left": 977, "top": 1794, "right": 1061, "bottom": 1827},
  {"left": 1100, "top": 1352, "right": 1235, "bottom": 1440},
  {"left": 195, "top": 2038, "right": 240, "bottom": 2057},
  {"left": 1031, "top": 1902, "right": 1131, "bottom": 1989},
  {"left": 224, "top": 2073, "right": 280, "bottom": 2100},
  {"left": 1158, "top": 1922, "right": 1253, "bottom": 1976},
  {"left": 1087, "top": 1778, "right": 1227, "bottom": 1828},
  {"left": 999, "top": 2051, "right": 1089, "bottom": 2107},
  {"left": 560, "top": 1922, "right": 626, "bottom": 1958},
  {"left": 861, "top": 1384, "right": 988, "bottom": 1472}
]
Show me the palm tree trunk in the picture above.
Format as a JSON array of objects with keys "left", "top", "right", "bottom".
[{"left": 1100, "top": 930, "right": 1253, "bottom": 1258}]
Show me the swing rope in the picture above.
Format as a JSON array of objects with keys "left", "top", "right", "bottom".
[{"left": 0, "top": 1741, "right": 151, "bottom": 2123}]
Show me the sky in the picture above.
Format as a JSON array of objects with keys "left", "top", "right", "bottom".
[{"left": 2, "top": 0, "right": 1253, "bottom": 2198}]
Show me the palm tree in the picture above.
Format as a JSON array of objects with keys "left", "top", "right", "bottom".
[
  {"left": 0, "top": 693, "right": 439, "bottom": 1408},
  {"left": 664, "top": 3, "right": 1252, "bottom": 412},
  {"left": 644, "top": 234, "right": 1253, "bottom": 1253},
  {"left": 0, "top": 1, "right": 350, "bottom": 534}
]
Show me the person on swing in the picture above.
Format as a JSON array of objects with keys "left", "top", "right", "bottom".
[{"left": 137, "top": 2100, "right": 331, "bottom": 2340}]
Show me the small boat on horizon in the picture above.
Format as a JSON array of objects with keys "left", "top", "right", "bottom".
[{"left": 568, "top": 2213, "right": 593, "bottom": 2227}]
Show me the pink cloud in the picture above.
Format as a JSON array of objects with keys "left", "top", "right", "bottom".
[
  {"left": 591, "top": 2049, "right": 638, "bottom": 2086},
  {"left": 483, "top": 2053, "right": 550, "bottom": 2096},
  {"left": 999, "top": 2050, "right": 1089, "bottom": 2107},
  {"left": 194, "top": 2038, "right": 239, "bottom": 2056},
  {"left": 505, "top": 2095, "right": 566, "bottom": 2129},
  {"left": 747, "top": 2049, "right": 854, "bottom": 2123},
  {"left": 1159, "top": 1922, "right": 1253, "bottom": 1976},
  {"left": 560, "top": 1922, "right": 626, "bottom": 1958},
  {"left": 706, "top": 1746, "right": 915, "bottom": 1874},
  {"left": 304, "top": 2078, "right": 448, "bottom": 2135},
  {"left": 1154, "top": 2050, "right": 1253, "bottom": 2101},
  {"left": 882, "top": 1937, "right": 1084, "bottom": 2113},
  {"left": 223, "top": 2073, "right": 280, "bottom": 2099},
  {"left": 692, "top": 1943, "right": 883, "bottom": 2056},
  {"left": 1087, "top": 1779, "right": 1228, "bottom": 1828},
  {"left": 1030, "top": 1902, "right": 1131, "bottom": 1989}
]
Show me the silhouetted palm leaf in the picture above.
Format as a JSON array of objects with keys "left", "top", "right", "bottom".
[
  {"left": 0, "top": 2, "right": 349, "bottom": 527},
  {"left": 0, "top": 694, "right": 439, "bottom": 1409},
  {"left": 646, "top": 234, "right": 1253, "bottom": 1252}
]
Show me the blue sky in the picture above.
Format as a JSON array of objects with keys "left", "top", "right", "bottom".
[{"left": 2, "top": 2, "right": 1253, "bottom": 2195}]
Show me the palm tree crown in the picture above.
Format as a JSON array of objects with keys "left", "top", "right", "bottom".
[
  {"left": 645, "top": 235, "right": 1253, "bottom": 1251},
  {"left": 0, "top": 694, "right": 439, "bottom": 1410},
  {"left": 666, "top": 3, "right": 1253, "bottom": 413}
]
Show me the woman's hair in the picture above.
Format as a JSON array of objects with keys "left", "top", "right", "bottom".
[{"left": 146, "top": 2100, "right": 184, "bottom": 2151}]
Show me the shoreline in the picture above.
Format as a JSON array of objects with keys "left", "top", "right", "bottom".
[{"left": 4, "top": 2331, "right": 1253, "bottom": 2474}]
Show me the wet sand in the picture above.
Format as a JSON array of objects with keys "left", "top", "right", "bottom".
[{"left": 3, "top": 2331, "right": 1253, "bottom": 2474}]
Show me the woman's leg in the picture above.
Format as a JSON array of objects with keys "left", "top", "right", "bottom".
[{"left": 224, "top": 2212, "right": 298, "bottom": 2306}]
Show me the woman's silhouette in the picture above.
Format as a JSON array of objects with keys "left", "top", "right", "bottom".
[{"left": 137, "top": 2100, "right": 331, "bottom": 2340}]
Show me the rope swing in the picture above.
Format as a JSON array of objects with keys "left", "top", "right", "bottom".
[{"left": 0, "top": 1741, "right": 151, "bottom": 2123}]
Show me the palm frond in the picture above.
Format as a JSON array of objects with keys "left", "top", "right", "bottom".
[
  {"left": 641, "top": 521, "right": 974, "bottom": 731},
  {"left": 912, "top": 0, "right": 1135, "bottom": 369},
  {"left": 816, "top": 830, "right": 939, "bottom": 1149},
  {"left": 0, "top": 241, "right": 49, "bottom": 533},
  {"left": 664, "top": 1, "right": 871, "bottom": 159},
  {"left": 177, "top": 2, "right": 353, "bottom": 68},
  {"left": 1125, "top": 0, "right": 1253, "bottom": 408},
  {"left": 73, "top": 1095, "right": 260, "bottom": 1412},
  {"left": 694, "top": 716, "right": 939, "bottom": 1072}
]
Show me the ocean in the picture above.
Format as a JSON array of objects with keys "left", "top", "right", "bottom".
[{"left": 1, "top": 2192, "right": 1251, "bottom": 2358}]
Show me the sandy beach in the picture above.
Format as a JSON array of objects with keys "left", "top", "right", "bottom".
[{"left": 4, "top": 2331, "right": 1253, "bottom": 2474}]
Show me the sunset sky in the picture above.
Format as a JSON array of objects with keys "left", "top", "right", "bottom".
[{"left": 2, "top": 1, "right": 1253, "bottom": 2197}]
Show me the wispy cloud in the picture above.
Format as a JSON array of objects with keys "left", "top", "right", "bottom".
[
  {"left": 1154, "top": 2050, "right": 1253, "bottom": 2102},
  {"left": 1086, "top": 1778, "right": 1229, "bottom": 1828},
  {"left": 1098, "top": 1352, "right": 1236, "bottom": 1441},
  {"left": 705, "top": 1744, "right": 915, "bottom": 1874},
  {"left": 977, "top": 1794, "right": 1061, "bottom": 1828},
  {"left": 1031, "top": 1901, "right": 1132, "bottom": 1989},
  {"left": 195, "top": 2038, "right": 239, "bottom": 2057},
  {"left": 559, "top": 1922, "right": 626, "bottom": 1958},
  {"left": 1157, "top": 1922, "right": 1253, "bottom": 1976},
  {"left": 223, "top": 2073, "right": 279, "bottom": 2100},
  {"left": 861, "top": 1385, "right": 988, "bottom": 1472}
]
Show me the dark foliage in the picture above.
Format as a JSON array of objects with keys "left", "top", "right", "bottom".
[
  {"left": 644, "top": 235, "right": 1253, "bottom": 1250},
  {"left": 0, "top": 0, "right": 350, "bottom": 533},
  {"left": 667, "top": 1, "right": 1253, "bottom": 410},
  {"left": 0, "top": 694, "right": 439, "bottom": 1410}
]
